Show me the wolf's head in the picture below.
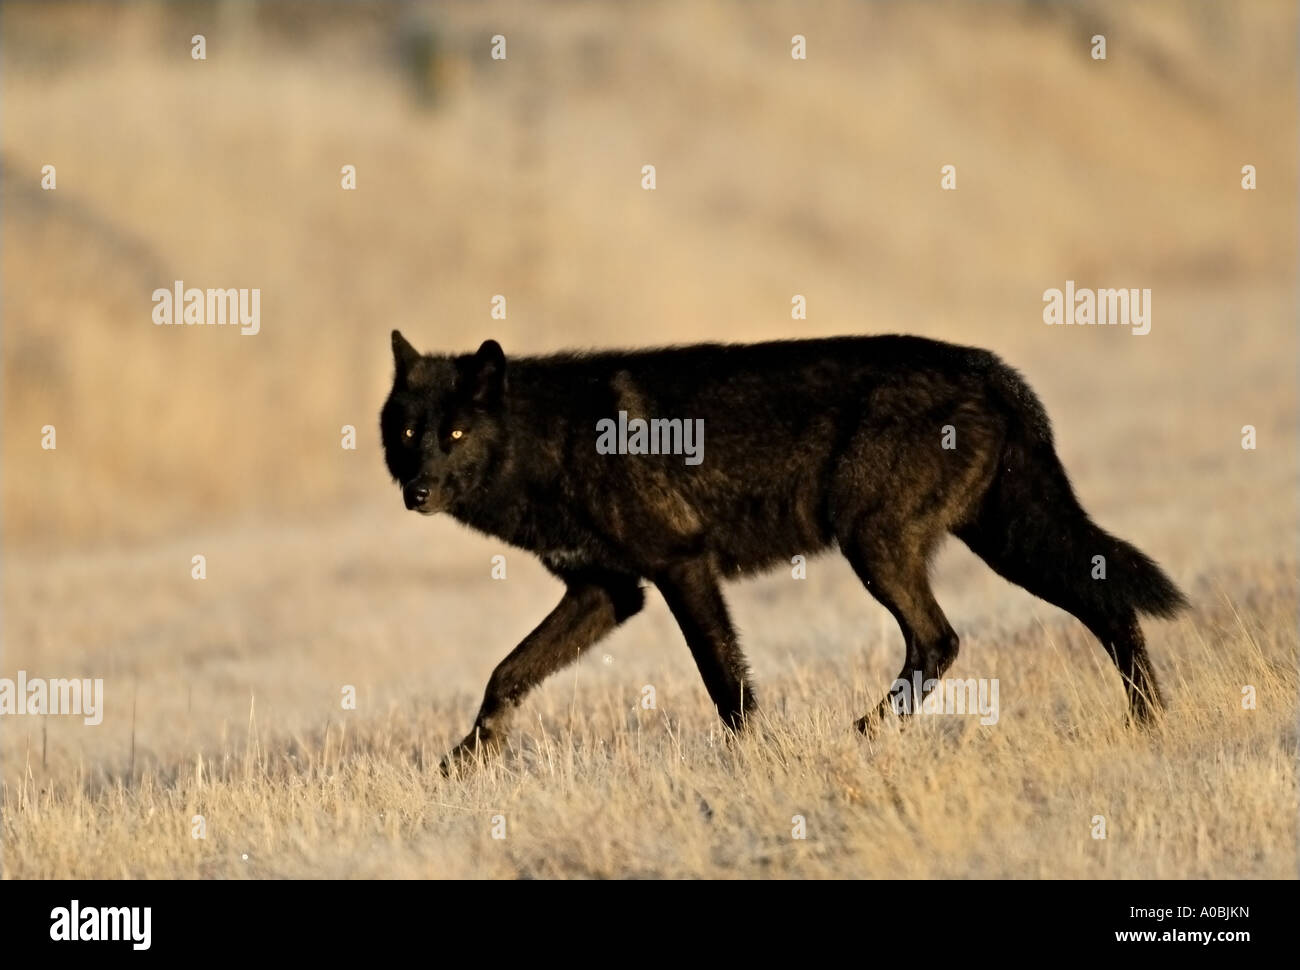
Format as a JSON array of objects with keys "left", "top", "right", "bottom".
[{"left": 380, "top": 331, "right": 508, "bottom": 515}]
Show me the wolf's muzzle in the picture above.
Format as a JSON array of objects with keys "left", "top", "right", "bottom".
[{"left": 403, "top": 482, "right": 431, "bottom": 511}]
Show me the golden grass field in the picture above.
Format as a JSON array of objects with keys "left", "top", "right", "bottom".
[{"left": 1, "top": 0, "right": 1296, "bottom": 878}]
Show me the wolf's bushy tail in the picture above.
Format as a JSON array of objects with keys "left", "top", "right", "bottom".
[
  {"left": 1067, "top": 513, "right": 1190, "bottom": 621},
  {"left": 959, "top": 362, "right": 1189, "bottom": 627}
]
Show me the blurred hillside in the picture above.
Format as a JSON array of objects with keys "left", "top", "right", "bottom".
[{"left": 1, "top": 0, "right": 1295, "bottom": 548}]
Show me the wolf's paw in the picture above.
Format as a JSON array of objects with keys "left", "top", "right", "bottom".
[
  {"left": 855, "top": 710, "right": 902, "bottom": 739},
  {"left": 438, "top": 730, "right": 502, "bottom": 777},
  {"left": 1124, "top": 700, "right": 1167, "bottom": 733}
]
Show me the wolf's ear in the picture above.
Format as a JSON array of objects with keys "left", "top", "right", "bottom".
[
  {"left": 391, "top": 330, "right": 420, "bottom": 383},
  {"left": 470, "top": 338, "right": 506, "bottom": 407}
]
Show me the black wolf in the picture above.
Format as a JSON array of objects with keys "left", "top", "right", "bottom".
[{"left": 380, "top": 331, "right": 1186, "bottom": 771}]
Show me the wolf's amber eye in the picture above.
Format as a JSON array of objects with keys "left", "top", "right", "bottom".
[
  {"left": 450, "top": 429, "right": 464, "bottom": 440},
  {"left": 404, "top": 428, "right": 414, "bottom": 439}
]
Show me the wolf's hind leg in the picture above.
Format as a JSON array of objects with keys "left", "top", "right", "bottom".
[
  {"left": 441, "top": 569, "right": 643, "bottom": 775},
  {"left": 655, "top": 557, "right": 757, "bottom": 731},
  {"left": 842, "top": 532, "right": 959, "bottom": 735},
  {"left": 957, "top": 520, "right": 1166, "bottom": 725}
]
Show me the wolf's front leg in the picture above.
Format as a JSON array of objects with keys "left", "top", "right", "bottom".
[
  {"left": 655, "top": 557, "right": 758, "bottom": 731},
  {"left": 440, "top": 570, "right": 644, "bottom": 776}
]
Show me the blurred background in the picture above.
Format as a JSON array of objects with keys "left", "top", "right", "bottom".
[
  {"left": 1, "top": 1, "right": 1296, "bottom": 868},
  {"left": 3, "top": 0, "right": 1294, "bottom": 547}
]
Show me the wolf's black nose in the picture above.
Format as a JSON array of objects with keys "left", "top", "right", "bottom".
[{"left": 405, "top": 484, "right": 430, "bottom": 510}]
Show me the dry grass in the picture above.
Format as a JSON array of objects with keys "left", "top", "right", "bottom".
[
  {"left": 3, "top": 507, "right": 1295, "bottom": 878},
  {"left": 1, "top": 0, "right": 1296, "bottom": 878},
  {"left": 3, "top": 517, "right": 1295, "bottom": 878}
]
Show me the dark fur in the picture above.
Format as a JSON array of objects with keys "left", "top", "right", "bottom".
[{"left": 380, "top": 331, "right": 1188, "bottom": 772}]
